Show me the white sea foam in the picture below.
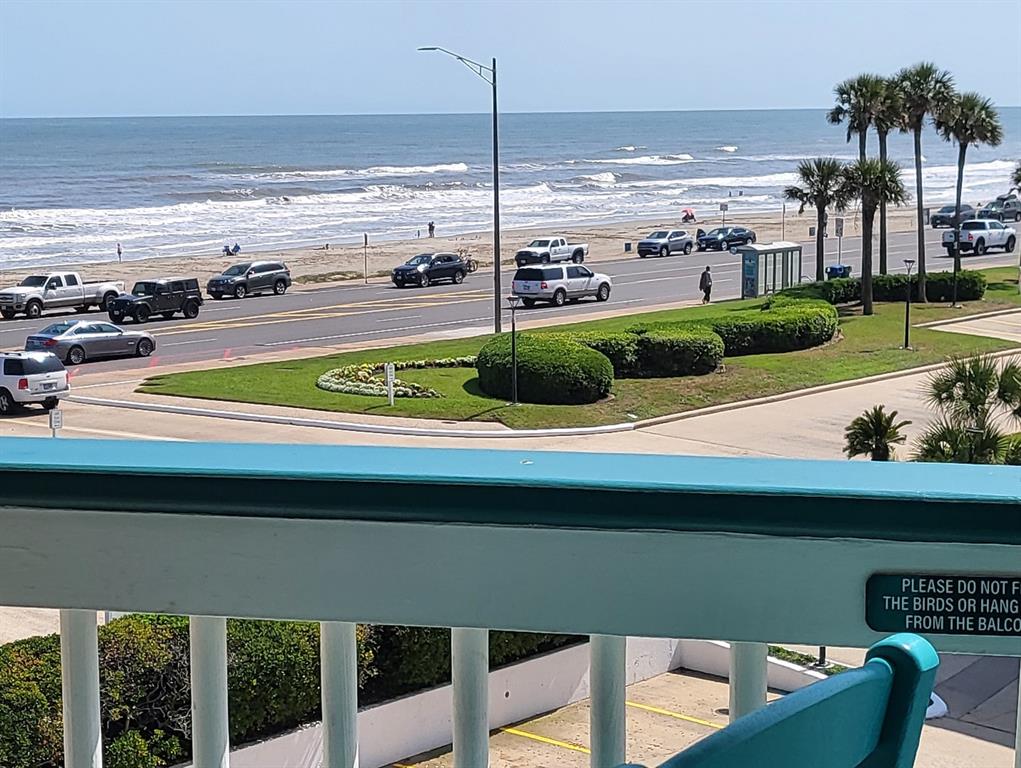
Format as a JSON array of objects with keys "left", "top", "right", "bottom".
[
  {"left": 613, "top": 145, "right": 646, "bottom": 152},
  {"left": 589, "top": 153, "right": 696, "bottom": 166},
  {"left": 243, "top": 162, "right": 470, "bottom": 181},
  {"left": 717, "top": 146, "right": 738, "bottom": 152},
  {"left": 578, "top": 172, "right": 620, "bottom": 185}
]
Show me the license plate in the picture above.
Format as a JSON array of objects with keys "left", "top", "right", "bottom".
[{"left": 42, "top": 382, "right": 55, "bottom": 390}]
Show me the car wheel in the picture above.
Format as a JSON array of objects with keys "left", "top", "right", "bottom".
[
  {"left": 134, "top": 305, "right": 151, "bottom": 323},
  {"left": 274, "top": 279, "right": 287, "bottom": 295},
  {"left": 596, "top": 283, "right": 611, "bottom": 302},
  {"left": 552, "top": 289, "right": 567, "bottom": 307},
  {"left": 750, "top": 234, "right": 757, "bottom": 243},
  {"left": 211, "top": 293, "right": 223, "bottom": 300},
  {"left": 1, "top": 310, "right": 16, "bottom": 320},
  {"left": 522, "top": 298, "right": 536, "bottom": 308},
  {"left": 639, "top": 253, "right": 646, "bottom": 258},
  {"left": 683, "top": 242, "right": 692, "bottom": 255},
  {"left": 1006, "top": 236, "right": 1016, "bottom": 253},
  {"left": 183, "top": 300, "right": 200, "bottom": 319},
  {"left": 25, "top": 301, "right": 42, "bottom": 319},
  {"left": 572, "top": 251, "right": 584, "bottom": 264},
  {"left": 659, "top": 246, "right": 669, "bottom": 258},
  {"left": 974, "top": 240, "right": 986, "bottom": 256},
  {"left": 540, "top": 254, "right": 550, "bottom": 264},
  {"left": 161, "top": 311, "right": 176, "bottom": 320},
  {"left": 419, "top": 274, "right": 430, "bottom": 288},
  {"left": 42, "top": 397, "right": 59, "bottom": 410},
  {"left": 101, "top": 292, "right": 118, "bottom": 311},
  {"left": 108, "top": 313, "right": 123, "bottom": 324},
  {"left": 1015, "top": 213, "right": 1020, "bottom": 223},
  {"left": 453, "top": 270, "right": 464, "bottom": 284},
  {"left": 696, "top": 244, "right": 705, "bottom": 252},
  {"left": 0, "top": 388, "right": 15, "bottom": 416},
  {"left": 67, "top": 345, "right": 86, "bottom": 365},
  {"left": 136, "top": 338, "right": 154, "bottom": 357},
  {"left": 234, "top": 284, "right": 247, "bottom": 299}
]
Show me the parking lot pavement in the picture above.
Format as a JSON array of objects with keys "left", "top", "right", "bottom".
[{"left": 392, "top": 667, "right": 1015, "bottom": 768}]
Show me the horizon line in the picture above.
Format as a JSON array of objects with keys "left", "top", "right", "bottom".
[{"left": 6, "top": 104, "right": 1020, "bottom": 120}]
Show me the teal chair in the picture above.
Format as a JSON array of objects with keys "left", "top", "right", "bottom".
[{"left": 626, "top": 634, "right": 939, "bottom": 768}]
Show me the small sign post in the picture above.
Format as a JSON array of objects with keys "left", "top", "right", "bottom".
[
  {"left": 385, "top": 363, "right": 395, "bottom": 406},
  {"left": 719, "top": 202, "right": 729, "bottom": 227},
  {"left": 363, "top": 233, "right": 369, "bottom": 284},
  {"left": 49, "top": 408, "right": 62, "bottom": 438}
]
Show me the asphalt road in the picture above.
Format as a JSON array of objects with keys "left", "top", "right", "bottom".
[{"left": 1, "top": 229, "right": 1016, "bottom": 374}]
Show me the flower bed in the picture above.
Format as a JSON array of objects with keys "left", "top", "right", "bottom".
[{"left": 316, "top": 357, "right": 476, "bottom": 399}]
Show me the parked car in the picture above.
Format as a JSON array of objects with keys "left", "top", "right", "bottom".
[
  {"left": 977, "top": 194, "right": 1021, "bottom": 223},
  {"left": 25, "top": 319, "right": 156, "bottom": 365},
  {"left": 511, "top": 265, "right": 611, "bottom": 307},
  {"left": 108, "top": 278, "right": 203, "bottom": 323},
  {"left": 391, "top": 253, "right": 467, "bottom": 288},
  {"left": 637, "top": 230, "right": 694, "bottom": 258},
  {"left": 0, "top": 351, "right": 68, "bottom": 415},
  {"left": 207, "top": 261, "right": 291, "bottom": 299},
  {"left": 942, "top": 220, "right": 1016, "bottom": 255},
  {"left": 514, "top": 237, "right": 589, "bottom": 267},
  {"left": 696, "top": 227, "right": 756, "bottom": 252},
  {"left": 930, "top": 204, "right": 977, "bottom": 228},
  {"left": 0, "top": 272, "right": 124, "bottom": 320}
]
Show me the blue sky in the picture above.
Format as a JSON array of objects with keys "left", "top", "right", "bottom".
[{"left": 2, "top": 0, "right": 1019, "bottom": 118}]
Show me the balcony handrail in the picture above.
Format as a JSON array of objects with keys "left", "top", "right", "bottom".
[{"left": 1, "top": 437, "right": 1018, "bottom": 544}]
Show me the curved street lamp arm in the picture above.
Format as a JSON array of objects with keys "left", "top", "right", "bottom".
[{"left": 418, "top": 46, "right": 494, "bottom": 85}]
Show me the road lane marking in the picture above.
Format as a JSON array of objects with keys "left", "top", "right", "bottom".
[
  {"left": 257, "top": 316, "right": 491, "bottom": 346},
  {"left": 499, "top": 726, "right": 590, "bottom": 754},
  {"left": 626, "top": 700, "right": 724, "bottom": 729},
  {"left": 377, "top": 315, "right": 422, "bottom": 322},
  {"left": 161, "top": 338, "right": 218, "bottom": 347}
]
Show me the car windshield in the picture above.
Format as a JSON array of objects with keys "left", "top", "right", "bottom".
[
  {"left": 962, "top": 221, "right": 985, "bottom": 230},
  {"left": 22, "top": 354, "right": 65, "bottom": 374},
  {"left": 514, "top": 269, "right": 544, "bottom": 281},
  {"left": 223, "top": 264, "right": 250, "bottom": 276},
  {"left": 528, "top": 240, "right": 550, "bottom": 248},
  {"left": 986, "top": 202, "right": 1003, "bottom": 210},
  {"left": 132, "top": 282, "right": 157, "bottom": 296},
  {"left": 19, "top": 276, "right": 47, "bottom": 287},
  {"left": 406, "top": 254, "right": 432, "bottom": 266},
  {"left": 39, "top": 322, "right": 76, "bottom": 335},
  {"left": 938, "top": 206, "right": 957, "bottom": 213},
  {"left": 707, "top": 229, "right": 726, "bottom": 237},
  {"left": 648, "top": 231, "right": 668, "bottom": 239}
]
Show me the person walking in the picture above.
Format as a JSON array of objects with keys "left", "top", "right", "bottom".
[
  {"left": 428, "top": 221, "right": 435, "bottom": 238},
  {"left": 699, "top": 266, "right": 713, "bottom": 304},
  {"left": 116, "top": 242, "right": 122, "bottom": 262}
]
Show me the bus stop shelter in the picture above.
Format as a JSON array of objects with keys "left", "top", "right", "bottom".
[{"left": 736, "top": 241, "right": 804, "bottom": 298}]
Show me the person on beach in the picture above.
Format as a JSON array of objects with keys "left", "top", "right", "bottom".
[
  {"left": 428, "top": 221, "right": 435, "bottom": 238},
  {"left": 116, "top": 242, "right": 122, "bottom": 262},
  {"left": 699, "top": 266, "right": 713, "bottom": 304}
]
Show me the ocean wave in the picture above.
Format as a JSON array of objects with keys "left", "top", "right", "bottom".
[
  {"left": 576, "top": 172, "right": 620, "bottom": 185},
  {"left": 717, "top": 146, "right": 738, "bottom": 152},
  {"left": 613, "top": 145, "right": 647, "bottom": 152},
  {"left": 233, "top": 162, "right": 471, "bottom": 182},
  {"left": 586, "top": 153, "right": 696, "bottom": 166}
]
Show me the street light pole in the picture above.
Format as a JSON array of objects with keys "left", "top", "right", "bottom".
[
  {"left": 903, "top": 258, "right": 915, "bottom": 350},
  {"left": 506, "top": 295, "right": 519, "bottom": 404},
  {"left": 420, "top": 46, "right": 502, "bottom": 333}
]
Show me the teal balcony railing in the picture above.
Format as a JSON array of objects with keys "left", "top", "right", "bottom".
[{"left": 0, "top": 437, "right": 1018, "bottom": 768}]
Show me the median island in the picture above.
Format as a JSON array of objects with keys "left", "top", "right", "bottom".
[{"left": 139, "top": 268, "right": 1021, "bottom": 430}]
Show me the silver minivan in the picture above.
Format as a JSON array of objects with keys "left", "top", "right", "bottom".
[{"left": 511, "top": 265, "right": 612, "bottom": 307}]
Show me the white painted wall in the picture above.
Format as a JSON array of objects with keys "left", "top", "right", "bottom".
[{"left": 177, "top": 638, "right": 828, "bottom": 768}]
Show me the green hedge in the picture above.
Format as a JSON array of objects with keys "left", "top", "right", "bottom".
[
  {"left": 631, "top": 327, "right": 725, "bottom": 377},
  {"left": 783, "top": 270, "right": 986, "bottom": 304},
  {"left": 476, "top": 333, "right": 613, "bottom": 404},
  {"left": 0, "top": 617, "right": 576, "bottom": 768},
  {"left": 565, "top": 331, "right": 640, "bottom": 376}
]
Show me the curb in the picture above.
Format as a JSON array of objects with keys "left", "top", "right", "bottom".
[
  {"left": 67, "top": 396, "right": 637, "bottom": 439},
  {"left": 914, "top": 306, "right": 1021, "bottom": 328}
]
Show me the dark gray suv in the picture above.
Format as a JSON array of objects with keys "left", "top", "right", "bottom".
[{"left": 207, "top": 261, "right": 292, "bottom": 299}]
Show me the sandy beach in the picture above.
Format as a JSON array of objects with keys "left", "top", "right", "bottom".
[{"left": 0, "top": 206, "right": 927, "bottom": 291}]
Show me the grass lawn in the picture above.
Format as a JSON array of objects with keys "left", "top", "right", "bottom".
[{"left": 139, "top": 268, "right": 1021, "bottom": 429}]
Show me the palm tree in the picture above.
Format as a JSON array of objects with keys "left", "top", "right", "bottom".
[
  {"left": 895, "top": 63, "right": 955, "bottom": 301},
  {"left": 783, "top": 158, "right": 848, "bottom": 281},
  {"left": 873, "top": 79, "right": 904, "bottom": 275},
  {"left": 1011, "top": 160, "right": 1021, "bottom": 193},
  {"left": 934, "top": 92, "right": 1004, "bottom": 306},
  {"left": 914, "top": 355, "right": 1021, "bottom": 464},
  {"left": 839, "top": 159, "right": 907, "bottom": 315},
  {"left": 844, "top": 405, "right": 911, "bottom": 461},
  {"left": 828, "top": 74, "right": 886, "bottom": 161}
]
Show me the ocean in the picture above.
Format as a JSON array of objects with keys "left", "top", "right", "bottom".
[{"left": 1, "top": 109, "right": 1018, "bottom": 268}]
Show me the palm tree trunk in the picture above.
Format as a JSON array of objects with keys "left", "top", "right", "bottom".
[
  {"left": 878, "top": 130, "right": 889, "bottom": 275},
  {"left": 952, "top": 142, "right": 967, "bottom": 307},
  {"left": 862, "top": 205, "right": 875, "bottom": 316},
  {"left": 815, "top": 202, "right": 825, "bottom": 281},
  {"left": 914, "top": 127, "right": 927, "bottom": 301},
  {"left": 858, "top": 130, "right": 866, "bottom": 162}
]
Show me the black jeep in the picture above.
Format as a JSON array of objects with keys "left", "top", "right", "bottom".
[{"left": 108, "top": 278, "right": 204, "bottom": 324}]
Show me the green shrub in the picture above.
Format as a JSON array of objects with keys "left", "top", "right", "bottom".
[
  {"left": 564, "top": 331, "right": 640, "bottom": 376},
  {"left": 783, "top": 270, "right": 985, "bottom": 305},
  {"left": 920, "top": 270, "right": 986, "bottom": 302},
  {"left": 476, "top": 333, "right": 613, "bottom": 404},
  {"left": 632, "top": 327, "right": 724, "bottom": 376}
]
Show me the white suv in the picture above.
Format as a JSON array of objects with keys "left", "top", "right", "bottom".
[
  {"left": 511, "top": 265, "right": 612, "bottom": 307},
  {"left": 0, "top": 351, "right": 69, "bottom": 415}
]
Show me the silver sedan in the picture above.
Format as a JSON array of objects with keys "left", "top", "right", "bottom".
[{"left": 25, "top": 320, "right": 156, "bottom": 365}]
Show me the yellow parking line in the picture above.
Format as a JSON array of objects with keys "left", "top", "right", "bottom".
[
  {"left": 499, "top": 726, "right": 591, "bottom": 754},
  {"left": 626, "top": 700, "right": 724, "bottom": 729}
]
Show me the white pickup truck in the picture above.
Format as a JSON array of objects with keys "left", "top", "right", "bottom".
[
  {"left": 0, "top": 272, "right": 125, "bottom": 320},
  {"left": 514, "top": 237, "right": 589, "bottom": 267},
  {"left": 942, "top": 220, "right": 1017, "bottom": 256}
]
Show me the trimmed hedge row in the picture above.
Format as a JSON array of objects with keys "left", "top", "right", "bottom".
[
  {"left": 783, "top": 270, "right": 986, "bottom": 304},
  {"left": 476, "top": 333, "right": 613, "bottom": 404},
  {"left": 631, "top": 327, "right": 725, "bottom": 377},
  {"left": 0, "top": 617, "right": 575, "bottom": 768}
]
